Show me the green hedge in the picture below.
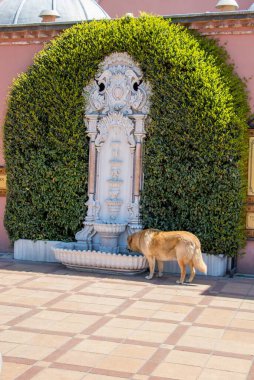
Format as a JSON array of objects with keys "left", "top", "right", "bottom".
[{"left": 4, "top": 15, "right": 249, "bottom": 255}]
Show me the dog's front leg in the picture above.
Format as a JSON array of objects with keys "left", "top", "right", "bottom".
[{"left": 145, "top": 257, "right": 156, "bottom": 280}]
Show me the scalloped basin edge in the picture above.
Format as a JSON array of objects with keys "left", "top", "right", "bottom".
[{"left": 52, "top": 242, "right": 148, "bottom": 273}]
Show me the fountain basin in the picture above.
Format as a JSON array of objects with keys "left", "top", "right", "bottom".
[
  {"left": 93, "top": 223, "right": 126, "bottom": 253},
  {"left": 52, "top": 242, "right": 148, "bottom": 274},
  {"left": 93, "top": 223, "right": 126, "bottom": 234}
]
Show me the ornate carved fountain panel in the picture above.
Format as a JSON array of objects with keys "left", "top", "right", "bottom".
[
  {"left": 75, "top": 53, "right": 151, "bottom": 252},
  {"left": 95, "top": 113, "right": 135, "bottom": 223}
]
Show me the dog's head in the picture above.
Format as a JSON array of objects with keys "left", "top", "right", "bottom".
[{"left": 127, "top": 231, "right": 142, "bottom": 252}]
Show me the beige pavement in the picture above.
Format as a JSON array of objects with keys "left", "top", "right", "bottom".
[{"left": 0, "top": 258, "right": 253, "bottom": 380}]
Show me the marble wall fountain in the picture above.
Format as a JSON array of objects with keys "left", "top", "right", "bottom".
[{"left": 53, "top": 53, "right": 151, "bottom": 273}]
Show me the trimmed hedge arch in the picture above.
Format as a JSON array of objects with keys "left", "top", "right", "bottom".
[{"left": 4, "top": 15, "right": 249, "bottom": 256}]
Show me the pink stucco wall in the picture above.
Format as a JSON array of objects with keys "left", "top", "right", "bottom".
[
  {"left": 216, "top": 34, "right": 254, "bottom": 111},
  {"left": 238, "top": 241, "right": 254, "bottom": 274},
  {"left": 0, "top": 44, "right": 43, "bottom": 251},
  {"left": 0, "top": 44, "right": 43, "bottom": 164},
  {"left": 100, "top": 0, "right": 254, "bottom": 17}
]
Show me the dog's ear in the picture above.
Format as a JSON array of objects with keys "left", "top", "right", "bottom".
[{"left": 127, "top": 235, "right": 132, "bottom": 248}]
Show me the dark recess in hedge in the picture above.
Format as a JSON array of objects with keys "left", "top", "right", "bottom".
[{"left": 4, "top": 15, "right": 249, "bottom": 256}]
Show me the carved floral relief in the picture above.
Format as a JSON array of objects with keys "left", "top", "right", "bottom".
[{"left": 84, "top": 52, "right": 150, "bottom": 116}]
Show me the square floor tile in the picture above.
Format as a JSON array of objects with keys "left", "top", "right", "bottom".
[
  {"left": 95, "top": 355, "right": 145, "bottom": 373},
  {"left": 152, "top": 362, "right": 202, "bottom": 380}
]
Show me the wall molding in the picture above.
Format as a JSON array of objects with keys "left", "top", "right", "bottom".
[{"left": 1, "top": 12, "right": 254, "bottom": 45}]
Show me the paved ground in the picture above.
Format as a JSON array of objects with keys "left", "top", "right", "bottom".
[{"left": 0, "top": 258, "right": 254, "bottom": 380}]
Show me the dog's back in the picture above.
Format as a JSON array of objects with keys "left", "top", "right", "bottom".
[
  {"left": 128, "top": 228, "right": 207, "bottom": 282},
  {"left": 147, "top": 229, "right": 207, "bottom": 273}
]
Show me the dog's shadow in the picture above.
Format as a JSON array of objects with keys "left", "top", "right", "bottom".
[{"left": 145, "top": 273, "right": 199, "bottom": 286}]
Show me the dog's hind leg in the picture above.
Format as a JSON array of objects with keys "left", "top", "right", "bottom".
[
  {"left": 186, "top": 262, "right": 196, "bottom": 283},
  {"left": 176, "top": 260, "right": 186, "bottom": 284},
  {"left": 157, "top": 260, "right": 164, "bottom": 278},
  {"left": 145, "top": 257, "right": 156, "bottom": 280}
]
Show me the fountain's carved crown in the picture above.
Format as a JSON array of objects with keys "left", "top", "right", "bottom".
[
  {"left": 99, "top": 53, "right": 142, "bottom": 74},
  {"left": 84, "top": 52, "right": 151, "bottom": 116}
]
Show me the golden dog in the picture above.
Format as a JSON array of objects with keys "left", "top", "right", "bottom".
[{"left": 127, "top": 229, "right": 207, "bottom": 283}]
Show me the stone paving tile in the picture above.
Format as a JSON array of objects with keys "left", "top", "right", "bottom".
[
  {"left": 240, "top": 300, "right": 254, "bottom": 311},
  {"left": 206, "top": 354, "right": 252, "bottom": 373},
  {"left": 74, "top": 338, "right": 119, "bottom": 354},
  {"left": 95, "top": 354, "right": 146, "bottom": 373},
  {"left": 0, "top": 260, "right": 254, "bottom": 380},
  {"left": 198, "top": 368, "right": 248, "bottom": 380},
  {"left": 152, "top": 362, "right": 202, "bottom": 379},
  {"left": 230, "top": 318, "right": 254, "bottom": 330},
  {"left": 0, "top": 362, "right": 30, "bottom": 380},
  {"left": 0, "top": 341, "right": 19, "bottom": 355},
  {"left": 31, "top": 367, "right": 85, "bottom": 380},
  {"left": 111, "top": 343, "right": 156, "bottom": 359},
  {"left": 164, "top": 349, "right": 210, "bottom": 367},
  {"left": 84, "top": 375, "right": 127, "bottom": 380}
]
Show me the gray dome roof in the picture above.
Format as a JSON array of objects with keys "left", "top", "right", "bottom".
[{"left": 0, "top": 0, "right": 110, "bottom": 25}]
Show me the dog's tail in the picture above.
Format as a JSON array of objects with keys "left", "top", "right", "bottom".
[{"left": 193, "top": 247, "right": 207, "bottom": 274}]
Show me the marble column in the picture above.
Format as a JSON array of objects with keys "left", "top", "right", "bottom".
[
  {"left": 85, "top": 114, "right": 98, "bottom": 222},
  {"left": 128, "top": 114, "right": 146, "bottom": 227},
  {"left": 133, "top": 114, "right": 146, "bottom": 199}
]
